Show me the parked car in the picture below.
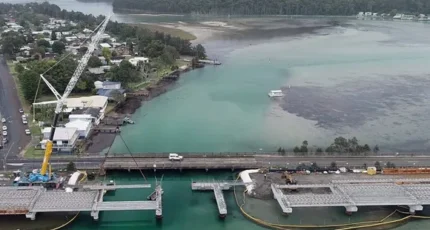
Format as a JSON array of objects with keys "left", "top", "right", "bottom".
[
  {"left": 1, "top": 118, "right": 5, "bottom": 123},
  {"left": 2, "top": 126, "right": 6, "bottom": 131},
  {"left": 19, "top": 108, "right": 24, "bottom": 113},
  {"left": 25, "top": 129, "right": 31, "bottom": 135},
  {"left": 2, "top": 131, "right": 7, "bottom": 136},
  {"left": 2, "top": 138, "right": 7, "bottom": 144},
  {"left": 21, "top": 114, "right": 26, "bottom": 119},
  {"left": 168, "top": 153, "right": 183, "bottom": 161},
  {"left": 22, "top": 119, "right": 27, "bottom": 124}
]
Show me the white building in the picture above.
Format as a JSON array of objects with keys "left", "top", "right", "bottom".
[
  {"left": 110, "top": 59, "right": 123, "bottom": 65},
  {"left": 94, "top": 81, "right": 121, "bottom": 90},
  {"left": 129, "top": 57, "right": 149, "bottom": 66},
  {"left": 65, "top": 120, "right": 92, "bottom": 138},
  {"left": 99, "top": 43, "right": 111, "bottom": 49},
  {"left": 40, "top": 127, "right": 79, "bottom": 152}
]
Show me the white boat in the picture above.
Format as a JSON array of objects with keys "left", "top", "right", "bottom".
[{"left": 268, "top": 90, "right": 284, "bottom": 98}]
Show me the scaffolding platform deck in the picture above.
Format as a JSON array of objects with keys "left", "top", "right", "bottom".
[
  {"left": 272, "top": 179, "right": 430, "bottom": 214},
  {"left": 0, "top": 184, "right": 162, "bottom": 220}
]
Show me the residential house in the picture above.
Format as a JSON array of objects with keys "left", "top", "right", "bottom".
[
  {"left": 88, "top": 65, "right": 111, "bottom": 76},
  {"left": 94, "top": 81, "right": 125, "bottom": 100},
  {"left": 98, "top": 56, "right": 107, "bottom": 65},
  {"left": 129, "top": 57, "right": 149, "bottom": 66},
  {"left": 65, "top": 119, "right": 92, "bottom": 138},
  {"left": 99, "top": 43, "right": 111, "bottom": 49},
  {"left": 65, "top": 36, "right": 78, "bottom": 42},
  {"left": 40, "top": 127, "right": 79, "bottom": 153},
  {"left": 110, "top": 59, "right": 123, "bottom": 65},
  {"left": 70, "top": 107, "right": 104, "bottom": 125},
  {"left": 83, "top": 28, "right": 93, "bottom": 34}
]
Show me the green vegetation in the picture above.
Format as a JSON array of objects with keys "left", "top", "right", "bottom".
[
  {"left": 24, "top": 147, "right": 45, "bottom": 158},
  {"left": 278, "top": 136, "right": 376, "bottom": 156},
  {"left": 66, "top": 161, "right": 76, "bottom": 172},
  {"left": 113, "top": 0, "right": 430, "bottom": 15}
]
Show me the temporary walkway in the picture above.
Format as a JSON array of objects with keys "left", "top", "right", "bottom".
[
  {"left": 191, "top": 181, "right": 250, "bottom": 218},
  {"left": 0, "top": 184, "right": 162, "bottom": 220},
  {"left": 271, "top": 178, "right": 430, "bottom": 214}
]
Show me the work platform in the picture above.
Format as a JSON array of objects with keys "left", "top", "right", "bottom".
[
  {"left": 191, "top": 181, "right": 250, "bottom": 218},
  {"left": 271, "top": 178, "right": 430, "bottom": 214},
  {"left": 0, "top": 184, "right": 162, "bottom": 220}
]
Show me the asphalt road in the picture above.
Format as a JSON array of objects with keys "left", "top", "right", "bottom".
[
  {"left": 5, "top": 155, "right": 430, "bottom": 171},
  {"left": 0, "top": 56, "right": 31, "bottom": 164}
]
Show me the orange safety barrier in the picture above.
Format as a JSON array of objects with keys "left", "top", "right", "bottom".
[{"left": 383, "top": 168, "right": 430, "bottom": 175}]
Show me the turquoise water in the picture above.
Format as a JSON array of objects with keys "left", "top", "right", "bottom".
[{"left": 3, "top": 0, "right": 430, "bottom": 229}]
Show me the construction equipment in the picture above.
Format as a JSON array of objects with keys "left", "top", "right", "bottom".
[
  {"left": 25, "top": 16, "right": 110, "bottom": 184},
  {"left": 281, "top": 172, "right": 297, "bottom": 185}
]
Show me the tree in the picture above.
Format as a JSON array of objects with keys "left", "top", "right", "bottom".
[
  {"left": 110, "top": 89, "right": 125, "bottom": 102},
  {"left": 19, "top": 70, "right": 40, "bottom": 101},
  {"left": 310, "top": 162, "right": 319, "bottom": 172},
  {"left": 293, "top": 146, "right": 300, "bottom": 153},
  {"left": 195, "top": 44, "right": 206, "bottom": 59},
  {"left": 66, "top": 161, "right": 76, "bottom": 172},
  {"left": 330, "top": 161, "right": 337, "bottom": 170},
  {"left": 102, "top": 47, "right": 112, "bottom": 63},
  {"left": 37, "top": 39, "right": 51, "bottom": 48},
  {"left": 15, "top": 64, "right": 25, "bottom": 74},
  {"left": 109, "top": 60, "right": 139, "bottom": 84},
  {"left": 111, "top": 50, "right": 118, "bottom": 57},
  {"left": 374, "top": 161, "right": 381, "bottom": 170},
  {"left": 31, "top": 46, "right": 46, "bottom": 59},
  {"left": 316, "top": 148, "right": 323, "bottom": 154},
  {"left": 386, "top": 161, "right": 396, "bottom": 169},
  {"left": 1, "top": 32, "right": 25, "bottom": 56},
  {"left": 52, "top": 41, "right": 65, "bottom": 54},
  {"left": 373, "top": 145, "right": 380, "bottom": 153},
  {"left": 88, "top": 56, "right": 103, "bottom": 68},
  {"left": 160, "top": 45, "right": 180, "bottom": 65},
  {"left": 51, "top": 31, "right": 57, "bottom": 40}
]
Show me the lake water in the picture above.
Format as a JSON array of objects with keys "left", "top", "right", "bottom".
[{"left": 3, "top": 0, "right": 430, "bottom": 229}]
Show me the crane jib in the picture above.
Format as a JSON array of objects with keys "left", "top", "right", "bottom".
[{"left": 39, "top": 15, "right": 111, "bottom": 176}]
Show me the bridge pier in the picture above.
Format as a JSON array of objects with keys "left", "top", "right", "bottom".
[
  {"left": 408, "top": 205, "right": 423, "bottom": 214},
  {"left": 25, "top": 212, "right": 36, "bottom": 220}
]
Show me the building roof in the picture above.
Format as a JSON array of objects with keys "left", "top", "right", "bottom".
[
  {"left": 71, "top": 107, "right": 101, "bottom": 118},
  {"left": 42, "top": 127, "right": 77, "bottom": 141},
  {"left": 100, "top": 43, "right": 111, "bottom": 48},
  {"left": 88, "top": 67, "right": 106, "bottom": 75},
  {"left": 66, "top": 96, "right": 108, "bottom": 109},
  {"left": 103, "top": 81, "right": 121, "bottom": 86},
  {"left": 65, "top": 120, "right": 91, "bottom": 131},
  {"left": 97, "top": 89, "right": 125, "bottom": 97}
]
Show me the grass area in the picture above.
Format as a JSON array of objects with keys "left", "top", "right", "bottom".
[
  {"left": 137, "top": 23, "right": 197, "bottom": 40},
  {"left": 29, "top": 123, "right": 42, "bottom": 136},
  {"left": 24, "top": 147, "right": 45, "bottom": 158}
]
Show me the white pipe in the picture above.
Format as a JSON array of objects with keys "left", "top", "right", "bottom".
[{"left": 239, "top": 169, "right": 260, "bottom": 195}]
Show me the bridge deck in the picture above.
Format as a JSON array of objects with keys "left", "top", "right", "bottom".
[
  {"left": 272, "top": 180, "right": 430, "bottom": 213},
  {"left": 0, "top": 185, "right": 162, "bottom": 220}
]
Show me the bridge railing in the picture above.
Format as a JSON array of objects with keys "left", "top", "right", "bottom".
[{"left": 105, "top": 152, "right": 430, "bottom": 158}]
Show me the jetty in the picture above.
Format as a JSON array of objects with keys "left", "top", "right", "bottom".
[
  {"left": 191, "top": 181, "right": 249, "bottom": 218},
  {"left": 0, "top": 184, "right": 163, "bottom": 220}
]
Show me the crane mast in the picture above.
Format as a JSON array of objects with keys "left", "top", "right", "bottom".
[{"left": 39, "top": 16, "right": 110, "bottom": 176}]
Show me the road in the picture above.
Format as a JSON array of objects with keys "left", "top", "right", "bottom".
[
  {"left": 0, "top": 56, "right": 31, "bottom": 165},
  {"left": 5, "top": 155, "right": 430, "bottom": 171}
]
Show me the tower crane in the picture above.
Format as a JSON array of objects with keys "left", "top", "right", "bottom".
[{"left": 27, "top": 15, "right": 111, "bottom": 183}]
